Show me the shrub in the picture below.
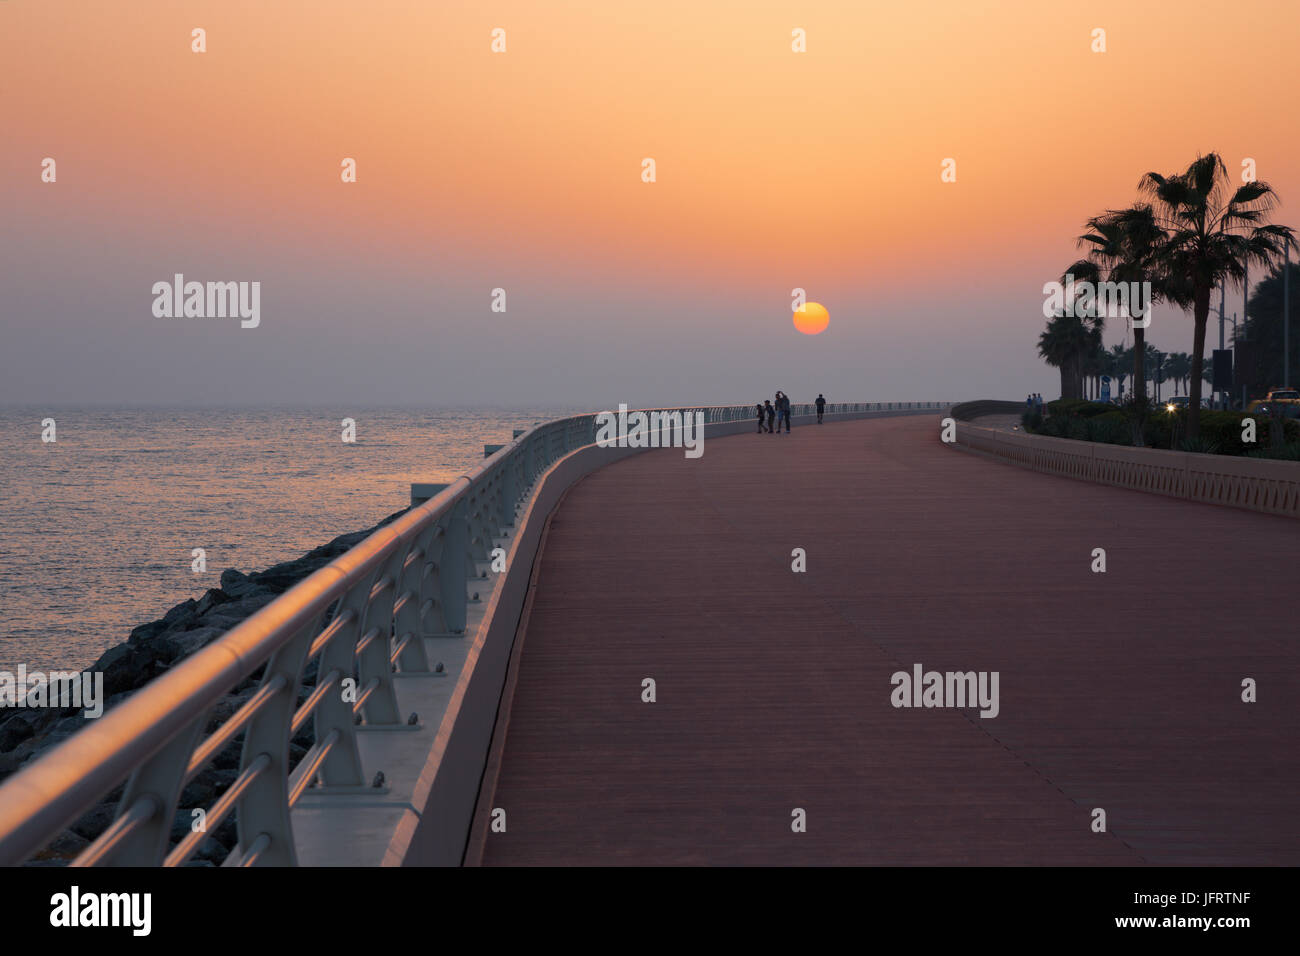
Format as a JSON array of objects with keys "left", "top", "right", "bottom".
[
  {"left": 1179, "top": 436, "right": 1222, "bottom": 454},
  {"left": 1021, "top": 410, "right": 1043, "bottom": 432},
  {"left": 1141, "top": 417, "right": 1173, "bottom": 449},
  {"left": 1087, "top": 415, "right": 1131, "bottom": 445},
  {"left": 1047, "top": 399, "right": 1114, "bottom": 419},
  {"left": 1197, "top": 411, "right": 1251, "bottom": 455},
  {"left": 1245, "top": 443, "right": 1300, "bottom": 461},
  {"left": 1036, "top": 416, "right": 1068, "bottom": 438}
]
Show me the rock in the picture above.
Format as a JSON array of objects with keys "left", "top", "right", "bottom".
[
  {"left": 101, "top": 691, "right": 131, "bottom": 716},
  {"left": 179, "top": 779, "right": 217, "bottom": 809},
  {"left": 0, "top": 709, "right": 52, "bottom": 752},
  {"left": 203, "top": 688, "right": 257, "bottom": 733},
  {"left": 69, "top": 802, "right": 117, "bottom": 842},
  {"left": 220, "top": 569, "right": 260, "bottom": 597},
  {"left": 0, "top": 749, "right": 25, "bottom": 781},
  {"left": 180, "top": 767, "right": 241, "bottom": 809},
  {"left": 170, "top": 807, "right": 207, "bottom": 842},
  {"left": 88, "top": 642, "right": 162, "bottom": 697},
  {"left": 127, "top": 619, "right": 168, "bottom": 646},
  {"left": 32, "top": 828, "right": 90, "bottom": 861},
  {"left": 194, "top": 592, "right": 277, "bottom": 632},
  {"left": 194, "top": 836, "right": 231, "bottom": 865},
  {"left": 161, "top": 598, "right": 200, "bottom": 628},
  {"left": 212, "top": 739, "right": 242, "bottom": 771},
  {"left": 166, "top": 626, "right": 228, "bottom": 663},
  {"left": 194, "top": 588, "right": 231, "bottom": 617}
]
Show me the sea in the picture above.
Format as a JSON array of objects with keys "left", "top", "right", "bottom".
[{"left": 0, "top": 406, "right": 579, "bottom": 676}]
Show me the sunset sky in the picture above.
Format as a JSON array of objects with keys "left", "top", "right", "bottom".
[{"left": 3, "top": 0, "right": 1298, "bottom": 406}]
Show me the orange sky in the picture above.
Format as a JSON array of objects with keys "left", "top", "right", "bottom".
[{"left": 3, "top": 0, "right": 1299, "bottom": 404}]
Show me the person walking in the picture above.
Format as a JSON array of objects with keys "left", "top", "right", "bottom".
[
  {"left": 815, "top": 393, "right": 826, "bottom": 424},
  {"left": 764, "top": 399, "right": 775, "bottom": 433},
  {"left": 755, "top": 402, "right": 766, "bottom": 434},
  {"left": 776, "top": 391, "right": 791, "bottom": 433}
]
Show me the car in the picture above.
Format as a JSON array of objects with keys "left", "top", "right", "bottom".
[
  {"left": 1247, "top": 388, "right": 1300, "bottom": 418},
  {"left": 1164, "top": 396, "right": 1190, "bottom": 413}
]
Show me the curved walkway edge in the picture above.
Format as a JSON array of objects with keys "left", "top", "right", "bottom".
[{"left": 473, "top": 414, "right": 1298, "bottom": 865}]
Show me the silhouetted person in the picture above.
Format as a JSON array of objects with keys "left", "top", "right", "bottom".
[
  {"left": 756, "top": 402, "right": 765, "bottom": 433},
  {"left": 764, "top": 400, "right": 775, "bottom": 433},
  {"left": 815, "top": 393, "right": 826, "bottom": 423},
  {"left": 776, "top": 391, "right": 791, "bottom": 433}
]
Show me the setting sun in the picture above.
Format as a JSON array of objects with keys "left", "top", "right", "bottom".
[{"left": 794, "top": 302, "right": 830, "bottom": 335}]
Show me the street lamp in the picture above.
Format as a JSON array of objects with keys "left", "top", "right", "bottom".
[{"left": 1285, "top": 234, "right": 1291, "bottom": 388}]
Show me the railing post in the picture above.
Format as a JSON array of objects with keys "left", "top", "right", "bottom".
[
  {"left": 101, "top": 716, "right": 209, "bottom": 865},
  {"left": 502, "top": 457, "right": 519, "bottom": 526},
  {"left": 234, "top": 613, "right": 320, "bottom": 865},
  {"left": 441, "top": 498, "right": 469, "bottom": 634},
  {"left": 356, "top": 546, "right": 406, "bottom": 727},
  {"left": 311, "top": 578, "right": 372, "bottom": 788},
  {"left": 395, "top": 524, "right": 434, "bottom": 671}
]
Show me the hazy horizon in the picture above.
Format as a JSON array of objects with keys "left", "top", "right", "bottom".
[{"left": 3, "top": 0, "right": 1296, "bottom": 407}]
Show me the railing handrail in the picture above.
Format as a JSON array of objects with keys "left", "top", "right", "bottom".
[{"left": 0, "top": 401, "right": 946, "bottom": 866}]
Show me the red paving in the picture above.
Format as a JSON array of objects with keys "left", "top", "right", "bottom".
[{"left": 476, "top": 415, "right": 1299, "bottom": 865}]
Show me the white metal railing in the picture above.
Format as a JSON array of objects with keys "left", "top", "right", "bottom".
[
  {"left": 950, "top": 417, "right": 1300, "bottom": 518},
  {"left": 0, "top": 401, "right": 946, "bottom": 866}
]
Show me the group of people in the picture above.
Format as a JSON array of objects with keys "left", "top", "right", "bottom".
[
  {"left": 757, "top": 392, "right": 828, "bottom": 433},
  {"left": 1025, "top": 393, "right": 1045, "bottom": 414}
]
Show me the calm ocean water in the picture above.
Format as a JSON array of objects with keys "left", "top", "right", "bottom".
[{"left": 0, "top": 407, "right": 578, "bottom": 675}]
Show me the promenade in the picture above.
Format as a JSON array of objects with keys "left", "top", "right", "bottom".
[{"left": 472, "top": 414, "right": 1299, "bottom": 865}]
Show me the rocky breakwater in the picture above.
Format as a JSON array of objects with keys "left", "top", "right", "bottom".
[{"left": 0, "top": 508, "right": 408, "bottom": 865}]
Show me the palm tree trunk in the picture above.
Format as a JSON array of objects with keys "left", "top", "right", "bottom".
[
  {"left": 1187, "top": 285, "right": 1212, "bottom": 440},
  {"left": 1132, "top": 329, "right": 1146, "bottom": 403}
]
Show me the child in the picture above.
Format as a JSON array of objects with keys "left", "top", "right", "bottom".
[
  {"left": 756, "top": 402, "right": 765, "bottom": 433},
  {"left": 764, "top": 399, "right": 775, "bottom": 433}
]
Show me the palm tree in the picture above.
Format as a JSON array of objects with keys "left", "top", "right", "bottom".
[
  {"left": 1071, "top": 206, "right": 1166, "bottom": 428},
  {"left": 1038, "top": 312, "right": 1097, "bottom": 398},
  {"left": 1108, "top": 343, "right": 1130, "bottom": 399},
  {"left": 1138, "top": 154, "right": 1294, "bottom": 437},
  {"left": 1165, "top": 352, "right": 1191, "bottom": 395},
  {"left": 1144, "top": 344, "right": 1165, "bottom": 401},
  {"left": 1081, "top": 341, "right": 1106, "bottom": 399}
]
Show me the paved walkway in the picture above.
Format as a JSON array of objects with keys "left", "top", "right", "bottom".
[{"left": 475, "top": 415, "right": 1298, "bottom": 865}]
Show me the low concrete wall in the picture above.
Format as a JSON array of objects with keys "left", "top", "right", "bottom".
[
  {"left": 950, "top": 417, "right": 1300, "bottom": 519},
  {"left": 387, "top": 405, "right": 942, "bottom": 865}
]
